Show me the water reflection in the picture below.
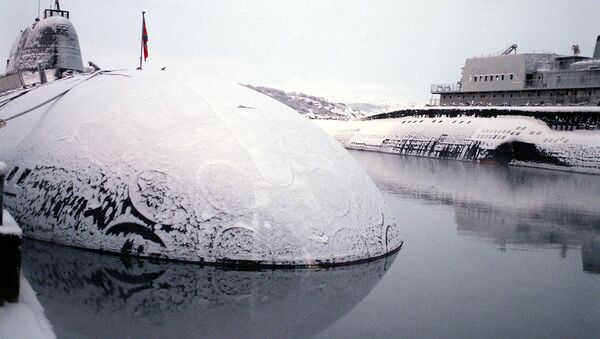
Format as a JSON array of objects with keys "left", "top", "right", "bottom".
[
  {"left": 351, "top": 150, "right": 600, "bottom": 274},
  {"left": 21, "top": 240, "right": 396, "bottom": 339}
]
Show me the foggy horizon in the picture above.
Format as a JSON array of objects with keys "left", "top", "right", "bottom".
[{"left": 2, "top": 0, "right": 599, "bottom": 104}]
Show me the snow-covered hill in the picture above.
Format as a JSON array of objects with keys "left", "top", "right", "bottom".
[{"left": 246, "top": 85, "right": 396, "bottom": 120}]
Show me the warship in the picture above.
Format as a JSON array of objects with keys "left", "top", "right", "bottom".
[
  {"left": 315, "top": 38, "right": 600, "bottom": 173},
  {"left": 430, "top": 37, "right": 600, "bottom": 106},
  {"left": 0, "top": 3, "right": 402, "bottom": 266}
]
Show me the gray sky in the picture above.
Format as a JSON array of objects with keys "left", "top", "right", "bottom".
[{"left": 2, "top": 0, "right": 599, "bottom": 104}]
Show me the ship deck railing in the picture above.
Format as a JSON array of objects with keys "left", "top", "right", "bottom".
[{"left": 431, "top": 83, "right": 461, "bottom": 94}]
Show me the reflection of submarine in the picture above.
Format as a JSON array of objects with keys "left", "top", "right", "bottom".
[
  {"left": 22, "top": 239, "right": 396, "bottom": 338},
  {"left": 455, "top": 207, "right": 600, "bottom": 274},
  {"left": 351, "top": 150, "right": 600, "bottom": 273},
  {"left": 0, "top": 6, "right": 402, "bottom": 265}
]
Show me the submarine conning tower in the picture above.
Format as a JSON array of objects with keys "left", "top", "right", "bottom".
[{"left": 5, "top": 6, "right": 83, "bottom": 77}]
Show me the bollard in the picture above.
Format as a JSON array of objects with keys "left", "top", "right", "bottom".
[
  {"left": 0, "top": 161, "right": 21, "bottom": 305},
  {"left": 0, "top": 161, "right": 5, "bottom": 225}
]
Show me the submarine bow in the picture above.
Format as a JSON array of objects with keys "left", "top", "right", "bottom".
[{"left": 0, "top": 70, "right": 402, "bottom": 266}]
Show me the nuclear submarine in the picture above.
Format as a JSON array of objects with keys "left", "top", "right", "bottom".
[{"left": 0, "top": 7, "right": 402, "bottom": 266}]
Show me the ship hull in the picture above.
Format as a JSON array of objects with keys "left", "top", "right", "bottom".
[
  {"left": 315, "top": 114, "right": 600, "bottom": 174},
  {"left": 0, "top": 71, "right": 402, "bottom": 265}
]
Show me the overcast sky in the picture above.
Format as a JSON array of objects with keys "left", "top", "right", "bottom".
[{"left": 2, "top": 0, "right": 599, "bottom": 104}]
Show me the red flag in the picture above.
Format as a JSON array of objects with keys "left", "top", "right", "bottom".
[{"left": 142, "top": 16, "right": 149, "bottom": 61}]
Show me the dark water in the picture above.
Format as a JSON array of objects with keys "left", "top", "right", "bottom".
[{"left": 21, "top": 151, "right": 600, "bottom": 338}]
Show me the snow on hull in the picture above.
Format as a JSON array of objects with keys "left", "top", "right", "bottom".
[
  {"left": 0, "top": 275, "right": 55, "bottom": 339},
  {"left": 0, "top": 71, "right": 401, "bottom": 266},
  {"left": 0, "top": 209, "right": 22, "bottom": 237},
  {"left": 315, "top": 115, "right": 600, "bottom": 174},
  {"left": 6, "top": 16, "right": 83, "bottom": 74}
]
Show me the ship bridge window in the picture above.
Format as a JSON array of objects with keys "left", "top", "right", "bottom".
[
  {"left": 501, "top": 75, "right": 505, "bottom": 81},
  {"left": 484, "top": 76, "right": 488, "bottom": 81},
  {"left": 479, "top": 76, "right": 483, "bottom": 81},
  {"left": 474, "top": 77, "right": 477, "bottom": 82},
  {"left": 510, "top": 74, "right": 514, "bottom": 80},
  {"left": 496, "top": 75, "right": 499, "bottom": 81}
]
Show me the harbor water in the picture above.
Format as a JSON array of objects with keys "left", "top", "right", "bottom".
[{"left": 21, "top": 151, "right": 600, "bottom": 338}]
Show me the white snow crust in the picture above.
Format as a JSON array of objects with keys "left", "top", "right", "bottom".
[
  {"left": 0, "top": 276, "right": 56, "bottom": 339},
  {"left": 0, "top": 210, "right": 22, "bottom": 237},
  {"left": 0, "top": 70, "right": 401, "bottom": 265},
  {"left": 6, "top": 16, "right": 83, "bottom": 74}
]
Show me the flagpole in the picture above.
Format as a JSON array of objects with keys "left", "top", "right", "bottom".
[{"left": 139, "top": 11, "right": 145, "bottom": 70}]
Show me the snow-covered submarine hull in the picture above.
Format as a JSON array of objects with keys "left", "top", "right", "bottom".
[
  {"left": 315, "top": 114, "right": 600, "bottom": 174},
  {"left": 0, "top": 71, "right": 402, "bottom": 266}
]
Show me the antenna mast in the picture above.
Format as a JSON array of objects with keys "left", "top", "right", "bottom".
[
  {"left": 138, "top": 11, "right": 147, "bottom": 70},
  {"left": 499, "top": 44, "right": 518, "bottom": 55}
]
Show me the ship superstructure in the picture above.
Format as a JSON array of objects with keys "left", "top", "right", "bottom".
[
  {"left": 0, "top": 4, "right": 84, "bottom": 94},
  {"left": 431, "top": 37, "right": 600, "bottom": 106}
]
